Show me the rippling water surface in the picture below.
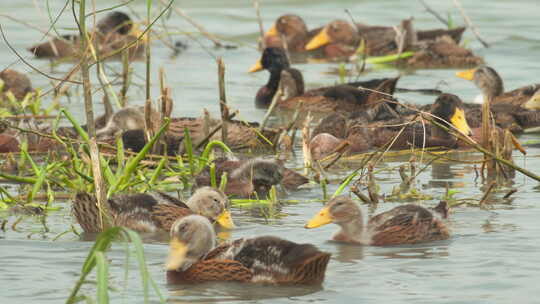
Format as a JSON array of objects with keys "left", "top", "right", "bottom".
[{"left": 1, "top": 0, "right": 540, "bottom": 303}]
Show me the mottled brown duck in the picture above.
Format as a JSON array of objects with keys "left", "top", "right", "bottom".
[
  {"left": 166, "top": 215, "right": 330, "bottom": 284},
  {"left": 195, "top": 158, "right": 309, "bottom": 197},
  {"left": 28, "top": 11, "right": 145, "bottom": 61},
  {"left": 305, "top": 195, "right": 450, "bottom": 245},
  {"left": 73, "top": 187, "right": 234, "bottom": 233}
]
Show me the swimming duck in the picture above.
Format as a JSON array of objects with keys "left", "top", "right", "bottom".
[
  {"left": 456, "top": 65, "right": 540, "bottom": 108},
  {"left": 251, "top": 47, "right": 399, "bottom": 112},
  {"left": 166, "top": 214, "right": 331, "bottom": 284},
  {"left": 305, "top": 19, "right": 482, "bottom": 68},
  {"left": 309, "top": 93, "right": 475, "bottom": 157},
  {"left": 305, "top": 195, "right": 449, "bottom": 245},
  {"left": 28, "top": 11, "right": 145, "bottom": 61},
  {"left": 0, "top": 69, "right": 33, "bottom": 100},
  {"left": 262, "top": 15, "right": 320, "bottom": 53},
  {"left": 195, "top": 158, "right": 309, "bottom": 197},
  {"left": 73, "top": 187, "right": 234, "bottom": 233}
]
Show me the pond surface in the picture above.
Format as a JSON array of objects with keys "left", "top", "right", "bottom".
[{"left": 2, "top": 0, "right": 540, "bottom": 303}]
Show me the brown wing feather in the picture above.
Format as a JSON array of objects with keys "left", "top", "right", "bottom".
[
  {"left": 369, "top": 204, "right": 449, "bottom": 245},
  {"left": 494, "top": 84, "right": 540, "bottom": 107},
  {"left": 150, "top": 204, "right": 192, "bottom": 231},
  {"left": 167, "top": 259, "right": 252, "bottom": 284}
]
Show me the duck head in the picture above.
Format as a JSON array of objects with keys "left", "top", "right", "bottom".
[
  {"left": 186, "top": 187, "right": 235, "bottom": 229},
  {"left": 97, "top": 11, "right": 133, "bottom": 35},
  {"left": 249, "top": 47, "right": 290, "bottom": 73},
  {"left": 305, "top": 195, "right": 362, "bottom": 229},
  {"left": 305, "top": 20, "right": 358, "bottom": 51},
  {"left": 430, "top": 93, "right": 473, "bottom": 136},
  {"left": 166, "top": 215, "right": 215, "bottom": 271},
  {"left": 264, "top": 15, "right": 309, "bottom": 49},
  {"left": 456, "top": 66, "right": 504, "bottom": 101}
]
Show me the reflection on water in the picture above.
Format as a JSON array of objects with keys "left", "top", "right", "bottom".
[{"left": 167, "top": 281, "right": 323, "bottom": 303}]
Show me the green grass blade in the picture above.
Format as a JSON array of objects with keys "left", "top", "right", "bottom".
[{"left": 94, "top": 252, "right": 110, "bottom": 304}]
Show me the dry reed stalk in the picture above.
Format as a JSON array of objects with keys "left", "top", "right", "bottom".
[
  {"left": 120, "top": 48, "right": 130, "bottom": 107},
  {"left": 217, "top": 57, "right": 228, "bottom": 146},
  {"left": 479, "top": 181, "right": 496, "bottom": 207},
  {"left": 418, "top": 0, "right": 449, "bottom": 26},
  {"left": 260, "top": 82, "right": 283, "bottom": 130},
  {"left": 253, "top": 0, "right": 265, "bottom": 49},
  {"left": 452, "top": 0, "right": 489, "bottom": 48},
  {"left": 301, "top": 113, "right": 313, "bottom": 175}
]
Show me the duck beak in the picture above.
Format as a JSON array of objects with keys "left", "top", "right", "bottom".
[
  {"left": 130, "top": 23, "right": 148, "bottom": 42},
  {"left": 456, "top": 68, "right": 476, "bottom": 81},
  {"left": 215, "top": 210, "right": 235, "bottom": 229},
  {"left": 523, "top": 92, "right": 540, "bottom": 110},
  {"left": 265, "top": 24, "right": 278, "bottom": 37},
  {"left": 305, "top": 28, "right": 331, "bottom": 51},
  {"left": 248, "top": 59, "right": 263, "bottom": 73},
  {"left": 305, "top": 206, "right": 333, "bottom": 228},
  {"left": 165, "top": 238, "right": 188, "bottom": 271},
  {"left": 450, "top": 108, "right": 473, "bottom": 136}
]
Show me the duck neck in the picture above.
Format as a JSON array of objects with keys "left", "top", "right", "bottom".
[
  {"left": 266, "top": 69, "right": 282, "bottom": 95},
  {"left": 337, "top": 217, "right": 365, "bottom": 243}
]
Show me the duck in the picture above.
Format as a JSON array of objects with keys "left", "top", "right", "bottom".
[
  {"left": 456, "top": 65, "right": 540, "bottom": 109},
  {"left": 261, "top": 14, "right": 321, "bottom": 54},
  {"left": 305, "top": 19, "right": 482, "bottom": 68},
  {"left": 72, "top": 187, "right": 234, "bottom": 233},
  {"left": 195, "top": 157, "right": 309, "bottom": 197},
  {"left": 166, "top": 214, "right": 331, "bottom": 284},
  {"left": 28, "top": 11, "right": 145, "bottom": 61},
  {"left": 0, "top": 69, "right": 33, "bottom": 101},
  {"left": 251, "top": 47, "right": 399, "bottom": 113},
  {"left": 305, "top": 195, "right": 450, "bottom": 245},
  {"left": 309, "top": 93, "right": 474, "bottom": 158},
  {"left": 88, "top": 106, "right": 278, "bottom": 153}
]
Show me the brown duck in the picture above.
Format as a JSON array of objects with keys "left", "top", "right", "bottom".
[
  {"left": 305, "top": 19, "right": 482, "bottom": 68},
  {"left": 73, "top": 187, "right": 234, "bottom": 233},
  {"left": 305, "top": 195, "right": 450, "bottom": 245},
  {"left": 195, "top": 158, "right": 309, "bottom": 197},
  {"left": 28, "top": 11, "right": 145, "bottom": 61},
  {"left": 166, "top": 215, "right": 331, "bottom": 284}
]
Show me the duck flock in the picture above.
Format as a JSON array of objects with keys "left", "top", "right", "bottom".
[{"left": 1, "top": 9, "right": 540, "bottom": 287}]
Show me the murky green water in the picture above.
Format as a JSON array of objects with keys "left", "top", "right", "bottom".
[{"left": 2, "top": 0, "right": 540, "bottom": 303}]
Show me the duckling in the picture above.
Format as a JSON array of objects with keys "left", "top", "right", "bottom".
[
  {"left": 305, "top": 195, "right": 449, "bottom": 245},
  {"left": 28, "top": 11, "right": 144, "bottom": 61},
  {"left": 251, "top": 47, "right": 399, "bottom": 112},
  {"left": 166, "top": 215, "right": 330, "bottom": 284},
  {"left": 456, "top": 65, "right": 540, "bottom": 108},
  {"left": 0, "top": 69, "right": 33, "bottom": 101},
  {"left": 72, "top": 187, "right": 234, "bottom": 233},
  {"left": 195, "top": 158, "right": 308, "bottom": 197}
]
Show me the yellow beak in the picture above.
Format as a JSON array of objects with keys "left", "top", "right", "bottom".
[
  {"left": 456, "top": 68, "right": 476, "bottom": 81},
  {"left": 215, "top": 210, "right": 235, "bottom": 229},
  {"left": 165, "top": 238, "right": 188, "bottom": 271},
  {"left": 248, "top": 59, "right": 263, "bottom": 73},
  {"left": 265, "top": 24, "right": 279, "bottom": 37},
  {"left": 305, "top": 206, "right": 333, "bottom": 228},
  {"left": 523, "top": 91, "right": 540, "bottom": 110},
  {"left": 450, "top": 108, "right": 473, "bottom": 136},
  {"left": 130, "top": 23, "right": 148, "bottom": 42},
  {"left": 305, "top": 28, "right": 331, "bottom": 51}
]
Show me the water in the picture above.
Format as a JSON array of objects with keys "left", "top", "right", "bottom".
[{"left": 2, "top": 0, "right": 540, "bottom": 303}]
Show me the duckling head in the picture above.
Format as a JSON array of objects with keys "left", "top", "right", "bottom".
[
  {"left": 247, "top": 159, "right": 284, "bottom": 188},
  {"left": 431, "top": 93, "right": 473, "bottom": 136},
  {"left": 270, "top": 14, "right": 308, "bottom": 39},
  {"left": 166, "top": 215, "right": 215, "bottom": 271},
  {"left": 187, "top": 187, "right": 234, "bottom": 229}
]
